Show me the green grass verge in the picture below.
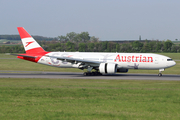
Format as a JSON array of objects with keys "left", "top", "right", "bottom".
[
  {"left": 0, "top": 58, "right": 82, "bottom": 72},
  {"left": 157, "top": 53, "right": 180, "bottom": 60},
  {"left": 0, "top": 53, "right": 180, "bottom": 74},
  {"left": 0, "top": 78, "right": 180, "bottom": 120}
]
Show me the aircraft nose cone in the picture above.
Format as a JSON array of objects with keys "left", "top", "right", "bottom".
[
  {"left": 170, "top": 61, "right": 176, "bottom": 67},
  {"left": 166, "top": 60, "right": 176, "bottom": 68},
  {"left": 173, "top": 61, "right": 176, "bottom": 66}
]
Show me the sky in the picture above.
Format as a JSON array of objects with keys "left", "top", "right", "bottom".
[{"left": 0, "top": 0, "right": 180, "bottom": 41}]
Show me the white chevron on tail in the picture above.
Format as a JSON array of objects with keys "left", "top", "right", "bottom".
[{"left": 17, "top": 27, "right": 46, "bottom": 54}]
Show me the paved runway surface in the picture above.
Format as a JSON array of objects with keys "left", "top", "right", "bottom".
[{"left": 0, "top": 71, "right": 180, "bottom": 80}]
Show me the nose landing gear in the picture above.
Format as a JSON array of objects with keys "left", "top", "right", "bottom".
[{"left": 158, "top": 69, "right": 164, "bottom": 77}]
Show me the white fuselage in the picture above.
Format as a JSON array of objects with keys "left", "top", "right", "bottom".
[{"left": 38, "top": 52, "right": 176, "bottom": 70}]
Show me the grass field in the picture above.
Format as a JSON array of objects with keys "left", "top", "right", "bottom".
[
  {"left": 0, "top": 53, "right": 180, "bottom": 74},
  {"left": 157, "top": 53, "right": 180, "bottom": 60},
  {"left": 0, "top": 78, "right": 180, "bottom": 120}
]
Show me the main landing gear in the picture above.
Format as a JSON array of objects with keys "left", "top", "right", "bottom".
[
  {"left": 158, "top": 73, "right": 162, "bottom": 77},
  {"left": 83, "top": 72, "right": 102, "bottom": 76},
  {"left": 83, "top": 66, "right": 102, "bottom": 76},
  {"left": 158, "top": 69, "right": 164, "bottom": 77}
]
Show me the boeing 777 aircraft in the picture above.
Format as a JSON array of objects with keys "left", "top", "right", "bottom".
[{"left": 14, "top": 27, "right": 176, "bottom": 77}]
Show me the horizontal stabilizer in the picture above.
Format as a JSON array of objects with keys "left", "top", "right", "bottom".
[{"left": 11, "top": 54, "right": 37, "bottom": 59}]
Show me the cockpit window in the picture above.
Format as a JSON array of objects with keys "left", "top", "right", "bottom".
[{"left": 167, "top": 59, "right": 173, "bottom": 61}]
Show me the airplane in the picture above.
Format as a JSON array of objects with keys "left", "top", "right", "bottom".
[{"left": 13, "top": 27, "right": 176, "bottom": 77}]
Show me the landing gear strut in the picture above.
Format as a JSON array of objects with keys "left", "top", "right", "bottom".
[{"left": 158, "top": 69, "right": 164, "bottom": 77}]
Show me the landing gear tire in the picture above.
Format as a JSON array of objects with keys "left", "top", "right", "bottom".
[
  {"left": 88, "top": 72, "right": 92, "bottom": 76},
  {"left": 97, "top": 72, "right": 102, "bottom": 76},
  {"left": 158, "top": 73, "right": 162, "bottom": 77},
  {"left": 83, "top": 72, "right": 91, "bottom": 76},
  {"left": 83, "top": 72, "right": 102, "bottom": 76},
  {"left": 83, "top": 72, "right": 88, "bottom": 76},
  {"left": 92, "top": 72, "right": 95, "bottom": 76}
]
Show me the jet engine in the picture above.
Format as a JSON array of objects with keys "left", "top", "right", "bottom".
[{"left": 99, "top": 63, "right": 117, "bottom": 74}]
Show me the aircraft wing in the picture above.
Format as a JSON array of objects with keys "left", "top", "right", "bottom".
[{"left": 46, "top": 55, "right": 101, "bottom": 65}]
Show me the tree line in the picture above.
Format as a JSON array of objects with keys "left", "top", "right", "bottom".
[
  {"left": 40, "top": 39, "right": 179, "bottom": 53},
  {"left": 0, "top": 32, "right": 180, "bottom": 53},
  {"left": 0, "top": 35, "right": 57, "bottom": 41}
]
